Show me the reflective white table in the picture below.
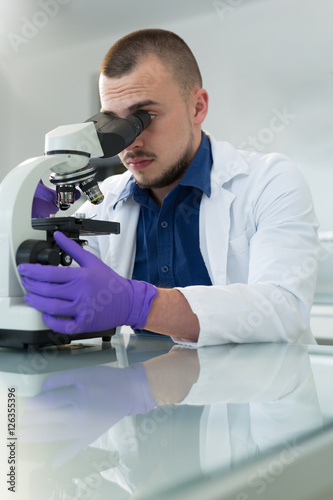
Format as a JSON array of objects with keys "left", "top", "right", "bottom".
[{"left": 0, "top": 331, "right": 333, "bottom": 500}]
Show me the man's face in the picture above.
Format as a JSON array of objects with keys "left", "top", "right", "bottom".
[{"left": 99, "top": 56, "right": 202, "bottom": 193}]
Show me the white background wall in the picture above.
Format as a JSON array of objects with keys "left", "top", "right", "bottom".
[{"left": 0, "top": 0, "right": 333, "bottom": 230}]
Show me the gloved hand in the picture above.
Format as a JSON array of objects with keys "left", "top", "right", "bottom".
[
  {"left": 32, "top": 180, "right": 81, "bottom": 218},
  {"left": 18, "top": 363, "right": 157, "bottom": 467},
  {"left": 18, "top": 231, "right": 158, "bottom": 335},
  {"left": 32, "top": 180, "right": 59, "bottom": 218}
]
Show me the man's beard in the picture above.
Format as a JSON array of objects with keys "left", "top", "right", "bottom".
[{"left": 127, "top": 131, "right": 195, "bottom": 190}]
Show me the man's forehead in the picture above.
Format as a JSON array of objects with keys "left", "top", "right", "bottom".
[
  {"left": 99, "top": 63, "right": 176, "bottom": 114},
  {"left": 99, "top": 72, "right": 160, "bottom": 95},
  {"left": 100, "top": 79, "right": 160, "bottom": 113}
]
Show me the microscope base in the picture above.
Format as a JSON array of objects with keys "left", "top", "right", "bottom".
[
  {"left": 0, "top": 328, "right": 115, "bottom": 349},
  {"left": 0, "top": 298, "right": 115, "bottom": 348}
]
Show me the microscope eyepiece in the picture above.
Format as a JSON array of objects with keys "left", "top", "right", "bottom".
[
  {"left": 47, "top": 110, "right": 152, "bottom": 210},
  {"left": 85, "top": 110, "right": 152, "bottom": 158}
]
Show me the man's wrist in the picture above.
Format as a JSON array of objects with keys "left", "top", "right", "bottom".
[{"left": 144, "top": 288, "right": 200, "bottom": 342}]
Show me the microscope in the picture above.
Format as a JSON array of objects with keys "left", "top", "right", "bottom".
[{"left": 0, "top": 110, "right": 152, "bottom": 348}]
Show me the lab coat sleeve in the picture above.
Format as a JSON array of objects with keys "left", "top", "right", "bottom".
[{"left": 176, "top": 154, "right": 322, "bottom": 346}]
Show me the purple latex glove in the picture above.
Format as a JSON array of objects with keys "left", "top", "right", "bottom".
[
  {"left": 18, "top": 363, "right": 157, "bottom": 467},
  {"left": 32, "top": 180, "right": 81, "bottom": 218},
  {"left": 32, "top": 180, "right": 59, "bottom": 218},
  {"left": 18, "top": 231, "right": 158, "bottom": 335}
]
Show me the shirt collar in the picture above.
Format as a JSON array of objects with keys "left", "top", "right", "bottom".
[
  {"left": 113, "top": 176, "right": 137, "bottom": 208},
  {"left": 178, "top": 131, "right": 212, "bottom": 197},
  {"left": 113, "top": 131, "right": 212, "bottom": 208}
]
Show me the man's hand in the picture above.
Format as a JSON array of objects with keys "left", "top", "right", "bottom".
[
  {"left": 17, "top": 231, "right": 158, "bottom": 334},
  {"left": 32, "top": 180, "right": 81, "bottom": 218},
  {"left": 32, "top": 180, "right": 59, "bottom": 218}
]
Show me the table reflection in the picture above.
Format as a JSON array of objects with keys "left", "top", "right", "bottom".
[{"left": 0, "top": 339, "right": 324, "bottom": 499}]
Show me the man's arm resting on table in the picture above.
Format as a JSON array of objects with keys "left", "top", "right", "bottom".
[
  {"left": 17, "top": 232, "right": 200, "bottom": 338},
  {"left": 145, "top": 288, "right": 200, "bottom": 343}
]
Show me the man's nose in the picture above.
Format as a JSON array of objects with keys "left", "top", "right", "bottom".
[{"left": 123, "top": 134, "right": 144, "bottom": 152}]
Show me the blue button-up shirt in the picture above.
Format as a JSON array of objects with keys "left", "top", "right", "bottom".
[{"left": 115, "top": 132, "right": 213, "bottom": 288}]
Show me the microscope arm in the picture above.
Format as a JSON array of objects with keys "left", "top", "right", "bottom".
[
  {"left": 0, "top": 113, "right": 151, "bottom": 343},
  {"left": 0, "top": 153, "right": 89, "bottom": 333},
  {"left": 1, "top": 154, "right": 87, "bottom": 299}
]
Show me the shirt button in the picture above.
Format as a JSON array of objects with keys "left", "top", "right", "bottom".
[
  {"left": 161, "top": 266, "right": 169, "bottom": 273},
  {"left": 161, "top": 221, "right": 168, "bottom": 228}
]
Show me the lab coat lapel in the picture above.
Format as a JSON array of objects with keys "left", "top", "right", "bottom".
[
  {"left": 105, "top": 195, "right": 140, "bottom": 278},
  {"left": 200, "top": 186, "right": 235, "bottom": 285},
  {"left": 200, "top": 136, "right": 250, "bottom": 285}
]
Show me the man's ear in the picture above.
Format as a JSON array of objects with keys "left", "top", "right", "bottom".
[{"left": 193, "top": 88, "right": 209, "bottom": 125}]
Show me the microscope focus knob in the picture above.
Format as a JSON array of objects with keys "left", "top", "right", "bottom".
[{"left": 16, "top": 239, "right": 60, "bottom": 266}]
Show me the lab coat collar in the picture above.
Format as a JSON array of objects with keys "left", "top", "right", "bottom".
[{"left": 206, "top": 132, "right": 251, "bottom": 189}]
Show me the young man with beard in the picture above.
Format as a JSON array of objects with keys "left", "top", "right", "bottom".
[{"left": 22, "top": 29, "right": 320, "bottom": 346}]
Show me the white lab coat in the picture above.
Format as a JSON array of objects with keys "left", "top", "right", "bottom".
[{"left": 81, "top": 134, "right": 321, "bottom": 346}]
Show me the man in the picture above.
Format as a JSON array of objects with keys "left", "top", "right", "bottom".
[{"left": 21, "top": 29, "right": 321, "bottom": 346}]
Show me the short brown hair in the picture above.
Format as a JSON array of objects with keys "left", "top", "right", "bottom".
[{"left": 100, "top": 29, "right": 202, "bottom": 100}]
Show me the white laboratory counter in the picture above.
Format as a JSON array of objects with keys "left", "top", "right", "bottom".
[
  {"left": 311, "top": 233, "right": 333, "bottom": 344},
  {"left": 0, "top": 332, "right": 333, "bottom": 500},
  {"left": 311, "top": 303, "right": 333, "bottom": 344}
]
